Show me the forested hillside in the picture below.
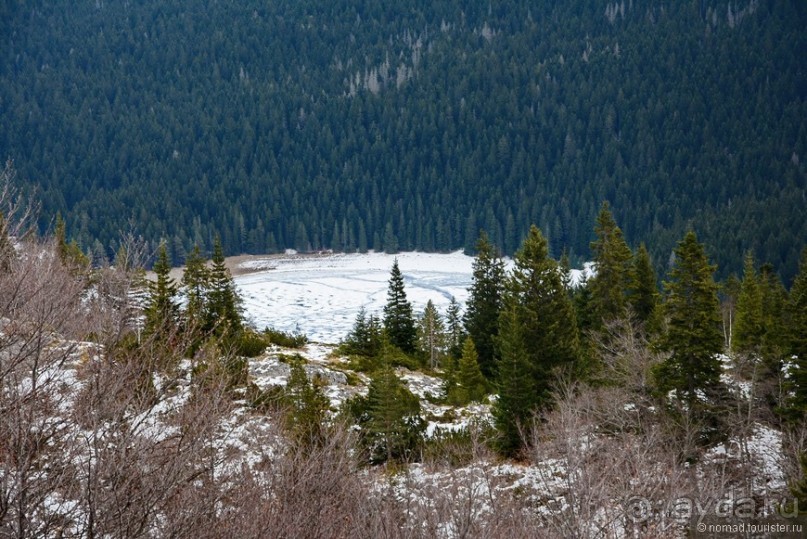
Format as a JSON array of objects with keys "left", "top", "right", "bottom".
[{"left": 1, "top": 0, "right": 805, "bottom": 280}]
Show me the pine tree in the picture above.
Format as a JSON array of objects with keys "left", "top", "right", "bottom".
[
  {"left": 181, "top": 244, "right": 211, "bottom": 330},
  {"left": 492, "top": 299, "right": 535, "bottom": 457},
  {"left": 589, "top": 202, "right": 633, "bottom": 327},
  {"left": 629, "top": 243, "right": 660, "bottom": 334},
  {"left": 734, "top": 252, "right": 765, "bottom": 356},
  {"left": 360, "top": 365, "right": 424, "bottom": 464},
  {"left": 655, "top": 231, "right": 723, "bottom": 406},
  {"left": 383, "top": 259, "right": 416, "bottom": 354},
  {"left": 464, "top": 231, "right": 505, "bottom": 379},
  {"left": 758, "top": 264, "right": 788, "bottom": 362},
  {"left": 448, "top": 337, "right": 487, "bottom": 405},
  {"left": 144, "top": 242, "right": 180, "bottom": 336},
  {"left": 54, "top": 212, "right": 89, "bottom": 270},
  {"left": 509, "top": 225, "right": 580, "bottom": 401},
  {"left": 206, "top": 236, "right": 243, "bottom": 338},
  {"left": 417, "top": 300, "right": 445, "bottom": 368}
]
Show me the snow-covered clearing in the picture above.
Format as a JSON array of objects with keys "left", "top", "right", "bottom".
[{"left": 235, "top": 251, "right": 474, "bottom": 343}]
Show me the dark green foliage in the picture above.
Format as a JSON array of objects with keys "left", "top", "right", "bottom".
[
  {"left": 206, "top": 237, "right": 243, "bottom": 339},
  {"left": 509, "top": 225, "right": 580, "bottom": 396},
  {"left": 342, "top": 308, "right": 384, "bottom": 358},
  {"left": 492, "top": 225, "right": 580, "bottom": 456},
  {"left": 54, "top": 213, "right": 89, "bottom": 270},
  {"left": 181, "top": 244, "right": 210, "bottom": 329},
  {"left": 654, "top": 231, "right": 724, "bottom": 418},
  {"left": 383, "top": 259, "right": 416, "bottom": 354},
  {"left": 464, "top": 231, "right": 505, "bottom": 379},
  {"left": 734, "top": 252, "right": 765, "bottom": 356},
  {"left": 629, "top": 243, "right": 661, "bottom": 335},
  {"left": 492, "top": 299, "right": 535, "bottom": 458},
  {"left": 144, "top": 242, "right": 180, "bottom": 336},
  {"left": 262, "top": 327, "right": 308, "bottom": 349},
  {"left": 589, "top": 202, "right": 634, "bottom": 327},
  {"left": 757, "top": 264, "right": 788, "bottom": 362},
  {"left": 447, "top": 337, "right": 487, "bottom": 406},
  {"left": 233, "top": 328, "right": 269, "bottom": 358},
  {"left": 3, "top": 2, "right": 805, "bottom": 281},
  {"left": 283, "top": 361, "right": 330, "bottom": 448},
  {"left": 349, "top": 365, "right": 425, "bottom": 464}
]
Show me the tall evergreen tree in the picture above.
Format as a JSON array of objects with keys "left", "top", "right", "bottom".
[
  {"left": 629, "top": 243, "right": 660, "bottom": 334},
  {"left": 589, "top": 202, "right": 633, "bottom": 327},
  {"left": 757, "top": 264, "right": 788, "bottom": 362},
  {"left": 464, "top": 231, "right": 506, "bottom": 379},
  {"left": 181, "top": 244, "right": 211, "bottom": 330},
  {"left": 734, "top": 252, "right": 765, "bottom": 356},
  {"left": 448, "top": 337, "right": 487, "bottom": 405},
  {"left": 383, "top": 259, "right": 416, "bottom": 354},
  {"left": 343, "top": 307, "right": 382, "bottom": 358},
  {"left": 655, "top": 231, "right": 724, "bottom": 406},
  {"left": 206, "top": 236, "right": 243, "bottom": 338},
  {"left": 54, "top": 212, "right": 89, "bottom": 270},
  {"left": 492, "top": 299, "right": 535, "bottom": 457},
  {"left": 359, "top": 365, "right": 424, "bottom": 464},
  {"left": 144, "top": 242, "right": 180, "bottom": 336},
  {"left": 509, "top": 225, "right": 580, "bottom": 399}
]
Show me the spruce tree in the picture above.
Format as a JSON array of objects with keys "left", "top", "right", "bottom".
[
  {"left": 383, "top": 259, "right": 416, "bottom": 354},
  {"left": 360, "top": 365, "right": 424, "bottom": 464},
  {"left": 734, "top": 252, "right": 765, "bottom": 356},
  {"left": 206, "top": 236, "right": 243, "bottom": 338},
  {"left": 629, "top": 243, "right": 661, "bottom": 334},
  {"left": 589, "top": 202, "right": 633, "bottom": 327},
  {"left": 492, "top": 299, "right": 535, "bottom": 457},
  {"left": 54, "top": 212, "right": 89, "bottom": 270},
  {"left": 758, "top": 264, "right": 788, "bottom": 362},
  {"left": 181, "top": 244, "right": 211, "bottom": 330},
  {"left": 464, "top": 231, "right": 506, "bottom": 379},
  {"left": 449, "top": 337, "right": 487, "bottom": 405},
  {"left": 509, "top": 225, "right": 580, "bottom": 402},
  {"left": 655, "top": 231, "right": 724, "bottom": 406},
  {"left": 144, "top": 242, "right": 180, "bottom": 336}
]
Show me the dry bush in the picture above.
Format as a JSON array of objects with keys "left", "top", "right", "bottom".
[{"left": 0, "top": 241, "right": 92, "bottom": 538}]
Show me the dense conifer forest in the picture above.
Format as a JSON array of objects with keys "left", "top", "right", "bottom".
[{"left": 1, "top": 0, "right": 805, "bottom": 281}]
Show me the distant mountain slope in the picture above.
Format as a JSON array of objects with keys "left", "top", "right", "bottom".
[{"left": 1, "top": 0, "right": 804, "bottom": 280}]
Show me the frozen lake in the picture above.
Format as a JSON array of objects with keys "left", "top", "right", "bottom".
[{"left": 234, "top": 251, "right": 475, "bottom": 344}]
